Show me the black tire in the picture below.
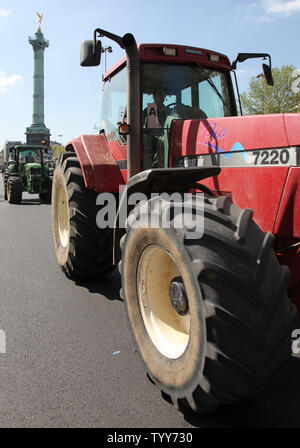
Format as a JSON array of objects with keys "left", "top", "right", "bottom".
[
  {"left": 51, "top": 152, "right": 114, "bottom": 279},
  {"left": 7, "top": 177, "right": 23, "bottom": 204},
  {"left": 39, "top": 178, "right": 52, "bottom": 203},
  {"left": 3, "top": 175, "right": 7, "bottom": 200},
  {"left": 39, "top": 192, "right": 50, "bottom": 203},
  {"left": 120, "top": 194, "right": 297, "bottom": 414}
]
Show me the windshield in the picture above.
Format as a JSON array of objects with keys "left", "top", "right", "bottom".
[
  {"left": 142, "top": 63, "right": 233, "bottom": 119},
  {"left": 19, "top": 150, "right": 41, "bottom": 163},
  {"left": 141, "top": 63, "right": 234, "bottom": 168}
]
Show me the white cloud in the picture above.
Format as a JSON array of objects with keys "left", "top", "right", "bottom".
[
  {"left": 0, "top": 70, "right": 23, "bottom": 94},
  {"left": 263, "top": 0, "right": 300, "bottom": 15},
  {"left": 241, "top": 1, "right": 300, "bottom": 23},
  {"left": 236, "top": 69, "right": 248, "bottom": 75},
  {"left": 256, "top": 14, "right": 274, "bottom": 21},
  {"left": 0, "top": 8, "right": 11, "bottom": 17}
]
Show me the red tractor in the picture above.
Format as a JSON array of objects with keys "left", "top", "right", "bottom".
[{"left": 51, "top": 28, "right": 299, "bottom": 414}]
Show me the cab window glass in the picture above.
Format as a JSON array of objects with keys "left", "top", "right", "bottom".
[
  {"left": 99, "top": 67, "right": 127, "bottom": 144},
  {"left": 198, "top": 71, "right": 230, "bottom": 117},
  {"left": 181, "top": 86, "right": 192, "bottom": 107}
]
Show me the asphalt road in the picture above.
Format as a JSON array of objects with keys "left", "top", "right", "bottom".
[{"left": 0, "top": 181, "right": 300, "bottom": 428}]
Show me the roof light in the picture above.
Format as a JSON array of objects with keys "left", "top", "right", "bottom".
[
  {"left": 163, "top": 47, "right": 177, "bottom": 56},
  {"left": 209, "top": 54, "right": 220, "bottom": 62},
  {"left": 186, "top": 49, "right": 202, "bottom": 55}
]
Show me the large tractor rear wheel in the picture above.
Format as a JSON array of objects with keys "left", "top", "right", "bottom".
[
  {"left": 52, "top": 152, "right": 114, "bottom": 279},
  {"left": 120, "top": 195, "right": 296, "bottom": 413},
  {"left": 7, "top": 177, "right": 23, "bottom": 204}
]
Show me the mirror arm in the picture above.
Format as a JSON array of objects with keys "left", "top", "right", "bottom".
[
  {"left": 232, "top": 53, "right": 272, "bottom": 70},
  {"left": 94, "top": 28, "right": 124, "bottom": 52}
]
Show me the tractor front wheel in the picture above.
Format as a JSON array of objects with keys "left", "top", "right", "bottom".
[
  {"left": 3, "top": 173, "right": 8, "bottom": 200},
  {"left": 51, "top": 152, "right": 114, "bottom": 279},
  {"left": 7, "top": 177, "right": 23, "bottom": 204},
  {"left": 120, "top": 195, "right": 296, "bottom": 413}
]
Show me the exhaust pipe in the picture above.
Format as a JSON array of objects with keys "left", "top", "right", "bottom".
[{"left": 94, "top": 29, "right": 141, "bottom": 179}]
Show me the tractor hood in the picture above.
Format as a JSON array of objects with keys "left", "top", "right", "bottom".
[
  {"left": 170, "top": 113, "right": 300, "bottom": 242},
  {"left": 25, "top": 163, "right": 42, "bottom": 171},
  {"left": 170, "top": 113, "right": 300, "bottom": 165}
]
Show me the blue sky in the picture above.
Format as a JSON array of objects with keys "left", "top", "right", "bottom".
[{"left": 0, "top": 0, "right": 299, "bottom": 149}]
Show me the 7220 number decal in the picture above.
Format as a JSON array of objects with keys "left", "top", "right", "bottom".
[{"left": 253, "top": 149, "right": 290, "bottom": 165}]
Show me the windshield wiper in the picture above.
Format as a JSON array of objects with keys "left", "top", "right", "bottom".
[{"left": 196, "top": 63, "right": 226, "bottom": 106}]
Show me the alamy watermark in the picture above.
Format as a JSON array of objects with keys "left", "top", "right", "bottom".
[
  {"left": 292, "top": 69, "right": 300, "bottom": 94},
  {"left": 96, "top": 187, "right": 205, "bottom": 239},
  {"left": 292, "top": 329, "right": 300, "bottom": 355},
  {"left": 0, "top": 329, "right": 6, "bottom": 354}
]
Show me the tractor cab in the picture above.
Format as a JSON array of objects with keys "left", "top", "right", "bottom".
[{"left": 99, "top": 43, "right": 237, "bottom": 172}]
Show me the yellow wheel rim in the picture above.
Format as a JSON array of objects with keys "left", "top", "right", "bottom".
[
  {"left": 57, "top": 185, "right": 69, "bottom": 248},
  {"left": 137, "top": 245, "right": 190, "bottom": 359}
]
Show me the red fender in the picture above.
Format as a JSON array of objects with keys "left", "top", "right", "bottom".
[
  {"left": 274, "top": 168, "right": 300, "bottom": 239},
  {"left": 66, "top": 134, "right": 124, "bottom": 193}
]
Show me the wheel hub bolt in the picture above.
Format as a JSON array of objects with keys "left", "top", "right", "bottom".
[{"left": 169, "top": 279, "right": 189, "bottom": 316}]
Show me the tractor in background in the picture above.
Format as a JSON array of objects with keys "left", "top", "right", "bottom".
[
  {"left": 2, "top": 145, "right": 53, "bottom": 204},
  {"left": 51, "top": 28, "right": 299, "bottom": 414}
]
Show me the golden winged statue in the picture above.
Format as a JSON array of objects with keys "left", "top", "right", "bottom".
[{"left": 36, "top": 12, "right": 43, "bottom": 30}]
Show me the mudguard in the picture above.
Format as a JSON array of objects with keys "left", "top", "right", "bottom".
[{"left": 66, "top": 134, "right": 124, "bottom": 193}]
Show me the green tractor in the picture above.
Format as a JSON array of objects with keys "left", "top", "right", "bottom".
[{"left": 2, "top": 145, "right": 53, "bottom": 204}]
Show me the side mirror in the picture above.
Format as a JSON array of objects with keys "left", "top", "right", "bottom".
[
  {"left": 232, "top": 53, "right": 274, "bottom": 86},
  {"left": 80, "top": 40, "right": 102, "bottom": 67},
  {"left": 262, "top": 63, "right": 274, "bottom": 86}
]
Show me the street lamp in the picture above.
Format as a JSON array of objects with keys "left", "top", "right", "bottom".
[{"left": 101, "top": 45, "right": 112, "bottom": 73}]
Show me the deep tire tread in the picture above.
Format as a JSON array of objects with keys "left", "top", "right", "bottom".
[
  {"left": 53, "top": 151, "right": 114, "bottom": 278},
  {"left": 8, "top": 177, "right": 23, "bottom": 204},
  {"left": 121, "top": 194, "right": 296, "bottom": 413}
]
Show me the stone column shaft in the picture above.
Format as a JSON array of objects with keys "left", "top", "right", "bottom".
[
  {"left": 26, "top": 28, "right": 50, "bottom": 146},
  {"left": 32, "top": 47, "right": 45, "bottom": 125}
]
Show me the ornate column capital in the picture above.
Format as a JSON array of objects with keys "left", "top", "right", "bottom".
[{"left": 29, "top": 30, "right": 49, "bottom": 51}]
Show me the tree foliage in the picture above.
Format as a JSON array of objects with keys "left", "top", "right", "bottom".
[
  {"left": 240, "top": 65, "right": 300, "bottom": 115},
  {"left": 51, "top": 144, "right": 65, "bottom": 158}
]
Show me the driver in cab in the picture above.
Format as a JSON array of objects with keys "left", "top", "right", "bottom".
[
  {"left": 144, "top": 89, "right": 169, "bottom": 129},
  {"left": 143, "top": 89, "right": 170, "bottom": 169}
]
